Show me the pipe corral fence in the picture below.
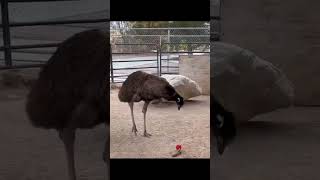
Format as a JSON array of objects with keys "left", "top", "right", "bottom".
[
  {"left": 211, "top": 0, "right": 221, "bottom": 41},
  {"left": 0, "top": 0, "right": 109, "bottom": 70},
  {"left": 1, "top": 8, "right": 210, "bottom": 85},
  {"left": 110, "top": 26, "right": 210, "bottom": 83},
  {"left": 110, "top": 43, "right": 210, "bottom": 83}
]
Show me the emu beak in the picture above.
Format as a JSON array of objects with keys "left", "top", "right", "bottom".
[
  {"left": 176, "top": 97, "right": 182, "bottom": 110},
  {"left": 217, "top": 136, "right": 225, "bottom": 155}
]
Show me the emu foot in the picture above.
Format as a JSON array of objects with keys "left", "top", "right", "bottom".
[
  {"left": 132, "top": 126, "right": 138, "bottom": 136},
  {"left": 143, "top": 131, "right": 152, "bottom": 137}
]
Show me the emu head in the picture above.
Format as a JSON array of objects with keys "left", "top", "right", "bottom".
[
  {"left": 213, "top": 98, "right": 236, "bottom": 155},
  {"left": 175, "top": 93, "right": 184, "bottom": 110},
  {"left": 164, "top": 84, "right": 184, "bottom": 110},
  {"left": 214, "top": 112, "right": 236, "bottom": 155}
]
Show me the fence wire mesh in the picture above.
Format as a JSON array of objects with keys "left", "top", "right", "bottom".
[
  {"left": 110, "top": 26, "right": 210, "bottom": 83},
  {"left": 111, "top": 27, "right": 210, "bottom": 53},
  {"left": 211, "top": 0, "right": 221, "bottom": 41}
]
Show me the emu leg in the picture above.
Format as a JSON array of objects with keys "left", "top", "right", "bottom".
[
  {"left": 129, "top": 102, "right": 138, "bottom": 135},
  {"left": 59, "top": 128, "right": 76, "bottom": 180},
  {"left": 103, "top": 141, "right": 110, "bottom": 180},
  {"left": 103, "top": 124, "right": 109, "bottom": 162},
  {"left": 142, "top": 101, "right": 151, "bottom": 137},
  {"left": 103, "top": 124, "right": 110, "bottom": 180}
]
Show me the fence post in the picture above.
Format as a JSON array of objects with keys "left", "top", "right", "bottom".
[
  {"left": 212, "top": 0, "right": 222, "bottom": 41},
  {"left": 167, "top": 29, "right": 170, "bottom": 73},
  {"left": 1, "top": 0, "right": 13, "bottom": 67},
  {"left": 159, "top": 41, "right": 162, "bottom": 76},
  {"left": 156, "top": 44, "right": 159, "bottom": 76},
  {"left": 110, "top": 46, "right": 114, "bottom": 83}
]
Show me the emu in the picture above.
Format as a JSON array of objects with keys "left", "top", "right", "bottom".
[
  {"left": 212, "top": 97, "right": 236, "bottom": 155},
  {"left": 118, "top": 71, "right": 184, "bottom": 137},
  {"left": 25, "top": 29, "right": 110, "bottom": 180}
]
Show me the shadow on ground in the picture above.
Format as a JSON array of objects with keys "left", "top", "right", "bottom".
[
  {"left": 211, "top": 107, "right": 320, "bottom": 180},
  {"left": 0, "top": 70, "right": 108, "bottom": 180}
]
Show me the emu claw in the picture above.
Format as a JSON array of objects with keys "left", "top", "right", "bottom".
[
  {"left": 143, "top": 131, "right": 152, "bottom": 137},
  {"left": 132, "top": 126, "right": 138, "bottom": 136}
]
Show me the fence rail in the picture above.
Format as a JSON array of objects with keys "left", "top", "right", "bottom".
[
  {"left": 160, "top": 42, "right": 210, "bottom": 75},
  {"left": 8, "top": 0, "right": 79, "bottom": 2},
  {"left": 110, "top": 42, "right": 210, "bottom": 83},
  {"left": 0, "top": 0, "right": 109, "bottom": 69},
  {"left": 110, "top": 26, "right": 210, "bottom": 83},
  {"left": 211, "top": 0, "right": 222, "bottom": 41},
  {"left": 111, "top": 27, "right": 210, "bottom": 47},
  {"left": 110, "top": 43, "right": 159, "bottom": 83}
]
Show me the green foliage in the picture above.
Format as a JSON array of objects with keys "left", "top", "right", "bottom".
[
  {"left": 111, "top": 21, "right": 209, "bottom": 51},
  {"left": 130, "top": 21, "right": 207, "bottom": 28}
]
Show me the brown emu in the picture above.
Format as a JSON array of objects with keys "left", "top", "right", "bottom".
[
  {"left": 25, "top": 29, "right": 110, "bottom": 180},
  {"left": 118, "top": 71, "right": 184, "bottom": 137}
]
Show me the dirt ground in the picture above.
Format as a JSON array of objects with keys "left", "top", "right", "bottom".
[
  {"left": 0, "top": 88, "right": 108, "bottom": 180},
  {"left": 211, "top": 107, "right": 320, "bottom": 180},
  {"left": 110, "top": 89, "right": 210, "bottom": 158}
]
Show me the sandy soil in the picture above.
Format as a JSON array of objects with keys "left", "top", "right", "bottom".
[
  {"left": 211, "top": 107, "right": 320, "bottom": 180},
  {"left": 0, "top": 88, "right": 108, "bottom": 180},
  {"left": 110, "top": 89, "right": 210, "bottom": 158}
]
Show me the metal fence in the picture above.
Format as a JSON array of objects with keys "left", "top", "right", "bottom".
[
  {"left": 0, "top": 0, "right": 109, "bottom": 70},
  {"left": 110, "top": 43, "right": 210, "bottom": 83},
  {"left": 110, "top": 43, "right": 159, "bottom": 83},
  {"left": 110, "top": 27, "right": 210, "bottom": 83},
  {"left": 211, "top": 0, "right": 221, "bottom": 41},
  {"left": 160, "top": 42, "right": 210, "bottom": 75},
  {"left": 111, "top": 27, "right": 210, "bottom": 43}
]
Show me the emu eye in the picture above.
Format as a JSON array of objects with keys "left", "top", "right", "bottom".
[{"left": 216, "top": 115, "right": 224, "bottom": 128}]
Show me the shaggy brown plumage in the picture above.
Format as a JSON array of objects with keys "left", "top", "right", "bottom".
[
  {"left": 25, "top": 29, "right": 110, "bottom": 180},
  {"left": 118, "top": 71, "right": 184, "bottom": 137}
]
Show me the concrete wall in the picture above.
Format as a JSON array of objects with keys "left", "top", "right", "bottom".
[
  {"left": 215, "top": 0, "right": 320, "bottom": 105},
  {"left": 179, "top": 55, "right": 210, "bottom": 95}
]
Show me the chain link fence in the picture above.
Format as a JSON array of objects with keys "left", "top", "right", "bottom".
[
  {"left": 110, "top": 26, "right": 210, "bottom": 83},
  {"left": 211, "top": 0, "right": 221, "bottom": 41},
  {"left": 111, "top": 27, "right": 210, "bottom": 53}
]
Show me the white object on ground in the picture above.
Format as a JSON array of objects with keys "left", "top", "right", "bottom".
[{"left": 161, "top": 74, "right": 202, "bottom": 100}]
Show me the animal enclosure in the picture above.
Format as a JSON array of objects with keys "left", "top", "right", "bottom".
[
  {"left": 110, "top": 22, "right": 210, "bottom": 158},
  {"left": 110, "top": 22, "right": 210, "bottom": 83},
  {"left": 110, "top": 88, "right": 210, "bottom": 158}
]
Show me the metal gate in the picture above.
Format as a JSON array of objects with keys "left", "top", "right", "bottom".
[
  {"left": 0, "top": 0, "right": 109, "bottom": 70},
  {"left": 110, "top": 42, "right": 210, "bottom": 83},
  {"left": 110, "top": 43, "right": 159, "bottom": 83},
  {"left": 159, "top": 42, "right": 210, "bottom": 75}
]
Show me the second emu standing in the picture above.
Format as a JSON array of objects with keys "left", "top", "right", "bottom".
[
  {"left": 26, "top": 29, "right": 110, "bottom": 180},
  {"left": 118, "top": 71, "right": 184, "bottom": 137}
]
